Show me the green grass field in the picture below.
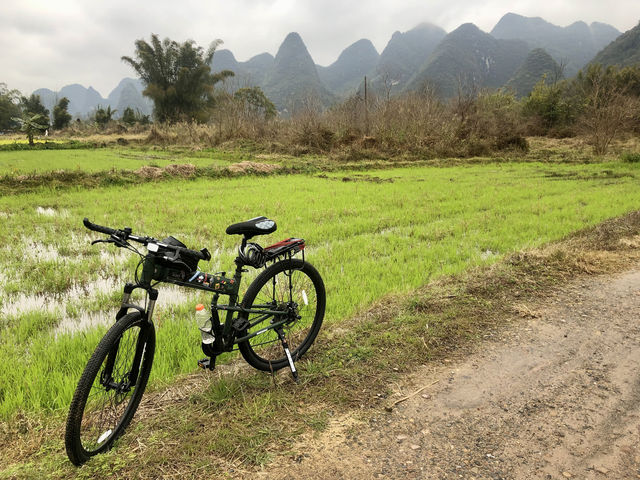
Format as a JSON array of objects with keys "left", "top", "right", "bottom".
[
  {"left": 0, "top": 147, "right": 245, "bottom": 174},
  {"left": 1, "top": 153, "right": 640, "bottom": 422}
]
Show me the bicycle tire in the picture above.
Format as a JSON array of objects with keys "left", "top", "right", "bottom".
[
  {"left": 65, "top": 311, "right": 155, "bottom": 465},
  {"left": 238, "top": 258, "right": 325, "bottom": 371}
]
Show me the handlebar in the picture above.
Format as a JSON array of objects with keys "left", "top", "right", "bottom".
[
  {"left": 83, "top": 217, "right": 119, "bottom": 236},
  {"left": 83, "top": 217, "right": 211, "bottom": 261}
]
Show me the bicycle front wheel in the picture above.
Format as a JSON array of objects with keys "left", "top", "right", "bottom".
[
  {"left": 65, "top": 311, "right": 155, "bottom": 465},
  {"left": 238, "top": 258, "right": 325, "bottom": 371}
]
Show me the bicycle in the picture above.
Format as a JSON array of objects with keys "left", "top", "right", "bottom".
[{"left": 65, "top": 216, "right": 326, "bottom": 465}]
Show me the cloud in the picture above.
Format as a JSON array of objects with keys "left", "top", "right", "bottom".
[{"left": 1, "top": 0, "right": 638, "bottom": 96}]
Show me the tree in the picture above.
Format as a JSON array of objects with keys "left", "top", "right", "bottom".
[
  {"left": 94, "top": 105, "right": 116, "bottom": 128},
  {"left": 137, "top": 112, "right": 151, "bottom": 125},
  {"left": 452, "top": 75, "right": 479, "bottom": 137},
  {"left": 21, "top": 94, "right": 50, "bottom": 123},
  {"left": 12, "top": 113, "right": 48, "bottom": 145},
  {"left": 53, "top": 97, "right": 72, "bottom": 129},
  {"left": 0, "top": 83, "right": 22, "bottom": 131},
  {"left": 122, "top": 34, "right": 234, "bottom": 123},
  {"left": 121, "top": 107, "right": 150, "bottom": 126},
  {"left": 573, "top": 64, "right": 638, "bottom": 154},
  {"left": 233, "top": 87, "right": 276, "bottom": 120},
  {"left": 122, "top": 107, "right": 136, "bottom": 126},
  {"left": 615, "top": 65, "right": 640, "bottom": 97},
  {"left": 379, "top": 67, "right": 400, "bottom": 103},
  {"left": 521, "top": 77, "right": 579, "bottom": 133}
]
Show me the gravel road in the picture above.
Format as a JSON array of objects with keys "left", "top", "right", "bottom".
[{"left": 256, "top": 267, "right": 640, "bottom": 479}]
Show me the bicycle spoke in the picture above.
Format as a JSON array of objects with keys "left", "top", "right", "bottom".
[
  {"left": 78, "top": 324, "right": 143, "bottom": 451},
  {"left": 239, "top": 260, "right": 324, "bottom": 370}
]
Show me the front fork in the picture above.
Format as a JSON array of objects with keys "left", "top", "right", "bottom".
[{"left": 101, "top": 283, "right": 156, "bottom": 391}]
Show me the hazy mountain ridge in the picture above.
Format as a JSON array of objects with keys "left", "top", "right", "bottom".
[
  {"left": 372, "top": 23, "right": 447, "bottom": 92},
  {"left": 107, "top": 78, "right": 153, "bottom": 117},
  {"left": 406, "top": 23, "right": 530, "bottom": 97},
  {"left": 242, "top": 53, "right": 275, "bottom": 86},
  {"left": 31, "top": 13, "right": 629, "bottom": 118},
  {"left": 213, "top": 33, "right": 336, "bottom": 110},
  {"left": 210, "top": 50, "right": 275, "bottom": 88},
  {"left": 506, "top": 48, "right": 563, "bottom": 97},
  {"left": 210, "top": 50, "right": 241, "bottom": 74},
  {"left": 317, "top": 39, "right": 379, "bottom": 96},
  {"left": 491, "top": 13, "right": 621, "bottom": 76},
  {"left": 33, "top": 78, "right": 152, "bottom": 120},
  {"left": 590, "top": 21, "right": 640, "bottom": 68},
  {"left": 261, "top": 32, "right": 335, "bottom": 111}
]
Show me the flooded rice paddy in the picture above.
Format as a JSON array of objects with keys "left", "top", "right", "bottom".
[{"left": 3, "top": 161, "right": 640, "bottom": 420}]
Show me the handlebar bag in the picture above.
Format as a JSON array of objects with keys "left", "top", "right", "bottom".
[{"left": 161, "top": 236, "right": 200, "bottom": 273}]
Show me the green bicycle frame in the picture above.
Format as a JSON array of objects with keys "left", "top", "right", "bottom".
[{"left": 132, "top": 247, "right": 292, "bottom": 353}]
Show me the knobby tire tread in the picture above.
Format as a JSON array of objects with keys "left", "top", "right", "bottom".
[{"left": 65, "top": 312, "right": 155, "bottom": 465}]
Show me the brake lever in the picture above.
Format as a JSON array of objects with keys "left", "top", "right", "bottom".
[
  {"left": 109, "top": 234, "right": 129, "bottom": 248},
  {"left": 90, "top": 235, "right": 128, "bottom": 248},
  {"left": 91, "top": 238, "right": 112, "bottom": 246}
]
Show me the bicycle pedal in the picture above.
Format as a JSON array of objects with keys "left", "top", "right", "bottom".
[
  {"left": 231, "top": 317, "right": 250, "bottom": 332},
  {"left": 197, "top": 357, "right": 216, "bottom": 371}
]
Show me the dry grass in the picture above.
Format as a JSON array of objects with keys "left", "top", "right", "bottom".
[
  {"left": 227, "top": 161, "right": 279, "bottom": 173},
  {"left": 8, "top": 84, "right": 639, "bottom": 161},
  {"left": 75, "top": 92, "right": 529, "bottom": 159}
]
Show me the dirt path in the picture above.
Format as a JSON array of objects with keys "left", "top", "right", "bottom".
[{"left": 255, "top": 267, "right": 640, "bottom": 479}]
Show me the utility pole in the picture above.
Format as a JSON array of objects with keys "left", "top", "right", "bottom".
[{"left": 364, "top": 75, "right": 369, "bottom": 136}]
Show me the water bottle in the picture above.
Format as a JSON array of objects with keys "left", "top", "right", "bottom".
[{"left": 195, "top": 303, "right": 214, "bottom": 344}]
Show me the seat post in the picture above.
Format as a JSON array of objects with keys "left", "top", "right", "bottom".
[{"left": 235, "top": 236, "right": 248, "bottom": 270}]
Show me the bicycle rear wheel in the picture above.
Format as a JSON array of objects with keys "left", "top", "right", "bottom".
[
  {"left": 65, "top": 311, "right": 155, "bottom": 465},
  {"left": 238, "top": 258, "right": 325, "bottom": 371}
]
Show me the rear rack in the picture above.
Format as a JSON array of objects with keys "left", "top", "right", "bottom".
[{"left": 263, "top": 238, "right": 305, "bottom": 261}]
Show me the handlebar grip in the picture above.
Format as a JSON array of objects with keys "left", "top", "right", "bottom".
[{"left": 83, "top": 218, "right": 118, "bottom": 236}]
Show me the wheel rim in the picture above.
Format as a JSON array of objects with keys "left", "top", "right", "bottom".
[
  {"left": 245, "top": 267, "right": 319, "bottom": 365},
  {"left": 79, "top": 322, "right": 147, "bottom": 453}
]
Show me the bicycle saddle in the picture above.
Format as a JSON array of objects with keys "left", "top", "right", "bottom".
[{"left": 225, "top": 216, "right": 277, "bottom": 238}]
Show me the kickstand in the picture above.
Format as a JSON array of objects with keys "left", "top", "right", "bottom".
[
  {"left": 276, "top": 327, "right": 299, "bottom": 383},
  {"left": 198, "top": 356, "right": 216, "bottom": 371}
]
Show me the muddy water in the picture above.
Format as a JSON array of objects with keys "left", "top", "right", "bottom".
[
  {"left": 52, "top": 284, "right": 198, "bottom": 336},
  {"left": 53, "top": 287, "right": 195, "bottom": 337},
  {"left": 3, "top": 236, "right": 243, "bottom": 337},
  {"left": 2, "top": 276, "right": 121, "bottom": 321},
  {"left": 2, "top": 276, "right": 199, "bottom": 336}
]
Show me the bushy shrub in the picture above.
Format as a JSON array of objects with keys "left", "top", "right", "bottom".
[
  {"left": 521, "top": 78, "right": 580, "bottom": 134},
  {"left": 621, "top": 152, "right": 640, "bottom": 163},
  {"left": 471, "top": 91, "right": 528, "bottom": 152}
]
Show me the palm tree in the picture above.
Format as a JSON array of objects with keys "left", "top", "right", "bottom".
[
  {"left": 122, "top": 34, "right": 234, "bottom": 123},
  {"left": 94, "top": 105, "right": 116, "bottom": 128},
  {"left": 12, "top": 113, "right": 49, "bottom": 145}
]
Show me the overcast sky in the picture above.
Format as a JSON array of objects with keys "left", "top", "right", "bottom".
[{"left": 1, "top": 0, "right": 638, "bottom": 97}]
